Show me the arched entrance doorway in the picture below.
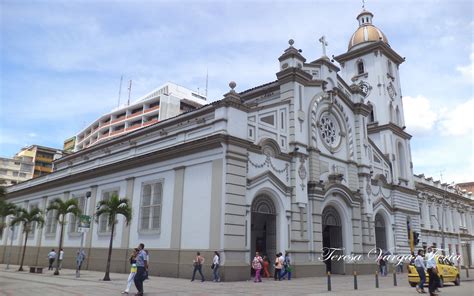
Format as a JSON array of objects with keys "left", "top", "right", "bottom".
[
  {"left": 251, "top": 194, "right": 277, "bottom": 276},
  {"left": 322, "top": 206, "right": 344, "bottom": 274},
  {"left": 375, "top": 213, "right": 387, "bottom": 251}
]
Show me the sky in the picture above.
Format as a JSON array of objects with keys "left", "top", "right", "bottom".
[{"left": 0, "top": 0, "right": 473, "bottom": 183}]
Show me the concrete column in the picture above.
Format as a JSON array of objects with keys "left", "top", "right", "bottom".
[
  {"left": 170, "top": 166, "right": 185, "bottom": 278},
  {"left": 121, "top": 177, "right": 135, "bottom": 249},
  {"left": 170, "top": 167, "right": 185, "bottom": 249},
  {"left": 34, "top": 196, "right": 48, "bottom": 265},
  {"left": 209, "top": 159, "right": 223, "bottom": 250}
]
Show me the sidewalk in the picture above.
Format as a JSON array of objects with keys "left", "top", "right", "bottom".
[{"left": 0, "top": 264, "right": 473, "bottom": 296}]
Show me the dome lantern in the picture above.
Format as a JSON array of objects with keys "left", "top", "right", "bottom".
[
  {"left": 348, "top": 10, "right": 389, "bottom": 51},
  {"left": 357, "top": 10, "right": 374, "bottom": 26}
]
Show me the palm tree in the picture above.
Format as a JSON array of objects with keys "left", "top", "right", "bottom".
[
  {"left": 46, "top": 198, "right": 81, "bottom": 275},
  {"left": 0, "top": 200, "right": 18, "bottom": 234},
  {"left": 10, "top": 207, "right": 44, "bottom": 271},
  {"left": 95, "top": 193, "right": 132, "bottom": 281}
]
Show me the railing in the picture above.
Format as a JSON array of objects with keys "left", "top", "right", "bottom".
[
  {"left": 126, "top": 124, "right": 142, "bottom": 131},
  {"left": 110, "top": 129, "right": 124, "bottom": 136},
  {"left": 143, "top": 119, "right": 159, "bottom": 126},
  {"left": 144, "top": 106, "right": 160, "bottom": 113},
  {"left": 127, "top": 110, "right": 143, "bottom": 119}
]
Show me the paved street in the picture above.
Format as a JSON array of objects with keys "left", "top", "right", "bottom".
[{"left": 0, "top": 264, "right": 473, "bottom": 295}]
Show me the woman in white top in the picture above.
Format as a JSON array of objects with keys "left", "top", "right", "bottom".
[
  {"left": 414, "top": 249, "right": 426, "bottom": 294},
  {"left": 212, "top": 251, "right": 220, "bottom": 282}
]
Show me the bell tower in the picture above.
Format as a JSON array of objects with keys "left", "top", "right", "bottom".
[{"left": 334, "top": 9, "right": 414, "bottom": 188}]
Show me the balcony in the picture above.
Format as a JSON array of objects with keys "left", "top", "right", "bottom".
[
  {"left": 126, "top": 124, "right": 142, "bottom": 131},
  {"left": 110, "top": 129, "right": 124, "bottom": 136},
  {"left": 34, "top": 166, "right": 52, "bottom": 173},
  {"left": 127, "top": 110, "right": 143, "bottom": 119},
  {"left": 36, "top": 156, "right": 53, "bottom": 163},
  {"left": 110, "top": 116, "right": 126, "bottom": 124},
  {"left": 144, "top": 106, "right": 160, "bottom": 113},
  {"left": 143, "top": 119, "right": 159, "bottom": 126}
]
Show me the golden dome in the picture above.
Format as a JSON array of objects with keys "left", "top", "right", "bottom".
[{"left": 348, "top": 10, "right": 389, "bottom": 51}]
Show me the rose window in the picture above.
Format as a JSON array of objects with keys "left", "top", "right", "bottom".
[{"left": 318, "top": 113, "right": 341, "bottom": 148}]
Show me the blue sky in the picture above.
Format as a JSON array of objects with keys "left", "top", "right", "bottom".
[{"left": 0, "top": 0, "right": 473, "bottom": 183}]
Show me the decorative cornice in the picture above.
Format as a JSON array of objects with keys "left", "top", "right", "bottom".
[
  {"left": 278, "top": 46, "right": 307, "bottom": 63},
  {"left": 367, "top": 123, "right": 412, "bottom": 140},
  {"left": 276, "top": 67, "right": 313, "bottom": 85},
  {"left": 247, "top": 171, "right": 291, "bottom": 194},
  {"left": 334, "top": 41, "right": 405, "bottom": 65},
  {"left": 308, "top": 57, "right": 340, "bottom": 72},
  {"left": 353, "top": 102, "right": 371, "bottom": 116},
  {"left": 6, "top": 134, "right": 242, "bottom": 198}
]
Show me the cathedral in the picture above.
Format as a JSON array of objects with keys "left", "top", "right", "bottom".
[{"left": 1, "top": 8, "right": 473, "bottom": 280}]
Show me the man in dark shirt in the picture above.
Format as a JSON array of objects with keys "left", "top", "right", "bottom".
[{"left": 133, "top": 243, "right": 148, "bottom": 296}]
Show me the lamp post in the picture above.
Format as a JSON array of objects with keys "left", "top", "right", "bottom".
[
  {"left": 76, "top": 191, "right": 91, "bottom": 278},
  {"left": 431, "top": 214, "right": 445, "bottom": 255}
]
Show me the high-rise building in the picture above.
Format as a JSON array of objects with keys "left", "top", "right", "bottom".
[
  {"left": 0, "top": 156, "right": 34, "bottom": 186},
  {"left": 15, "top": 145, "right": 64, "bottom": 178},
  {"left": 72, "top": 82, "right": 207, "bottom": 151}
]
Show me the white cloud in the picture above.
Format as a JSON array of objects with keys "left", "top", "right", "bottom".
[
  {"left": 403, "top": 95, "right": 438, "bottom": 135},
  {"left": 438, "top": 98, "right": 474, "bottom": 136},
  {"left": 456, "top": 50, "right": 474, "bottom": 83}
]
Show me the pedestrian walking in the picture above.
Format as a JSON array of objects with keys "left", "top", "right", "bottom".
[
  {"left": 47, "top": 249, "right": 56, "bottom": 270},
  {"left": 75, "top": 249, "right": 86, "bottom": 276},
  {"left": 133, "top": 243, "right": 148, "bottom": 296},
  {"left": 212, "top": 251, "right": 221, "bottom": 282},
  {"left": 191, "top": 251, "right": 205, "bottom": 282},
  {"left": 144, "top": 250, "right": 150, "bottom": 280},
  {"left": 58, "top": 248, "right": 64, "bottom": 270},
  {"left": 122, "top": 248, "right": 138, "bottom": 294},
  {"left": 252, "top": 251, "right": 263, "bottom": 283},
  {"left": 414, "top": 249, "right": 426, "bottom": 294},
  {"left": 262, "top": 256, "right": 270, "bottom": 278},
  {"left": 278, "top": 252, "right": 285, "bottom": 279},
  {"left": 279, "top": 252, "right": 292, "bottom": 280},
  {"left": 426, "top": 247, "right": 440, "bottom": 296},
  {"left": 274, "top": 253, "right": 282, "bottom": 281},
  {"left": 379, "top": 253, "right": 387, "bottom": 276}
]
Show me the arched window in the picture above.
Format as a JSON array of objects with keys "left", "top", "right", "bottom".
[
  {"left": 357, "top": 61, "right": 365, "bottom": 74},
  {"left": 397, "top": 142, "right": 406, "bottom": 179},
  {"left": 368, "top": 102, "right": 375, "bottom": 122}
]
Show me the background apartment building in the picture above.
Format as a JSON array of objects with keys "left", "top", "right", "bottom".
[
  {"left": 71, "top": 82, "right": 207, "bottom": 151},
  {"left": 0, "top": 156, "right": 34, "bottom": 186},
  {"left": 14, "top": 145, "right": 64, "bottom": 179}
]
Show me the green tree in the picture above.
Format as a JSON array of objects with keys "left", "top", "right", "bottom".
[
  {"left": 10, "top": 207, "right": 44, "bottom": 271},
  {"left": 46, "top": 198, "right": 81, "bottom": 275},
  {"left": 95, "top": 193, "right": 132, "bottom": 281},
  {"left": 0, "top": 201, "right": 18, "bottom": 234},
  {"left": 0, "top": 186, "right": 6, "bottom": 201}
]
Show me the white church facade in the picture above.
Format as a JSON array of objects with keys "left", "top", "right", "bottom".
[{"left": 1, "top": 9, "right": 473, "bottom": 280}]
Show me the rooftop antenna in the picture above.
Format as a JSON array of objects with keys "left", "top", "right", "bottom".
[
  {"left": 127, "top": 80, "right": 132, "bottom": 105},
  {"left": 118, "top": 75, "right": 123, "bottom": 107},
  {"left": 205, "top": 68, "right": 208, "bottom": 99}
]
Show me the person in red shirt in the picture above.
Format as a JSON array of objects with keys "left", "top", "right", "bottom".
[{"left": 262, "top": 256, "right": 270, "bottom": 278}]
